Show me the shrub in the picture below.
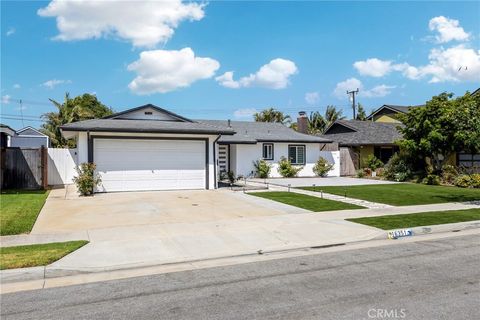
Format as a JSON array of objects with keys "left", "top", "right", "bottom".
[
  {"left": 313, "top": 157, "right": 333, "bottom": 177},
  {"left": 73, "top": 162, "right": 101, "bottom": 196},
  {"left": 356, "top": 169, "right": 365, "bottom": 178},
  {"left": 383, "top": 153, "right": 412, "bottom": 182},
  {"left": 277, "top": 157, "right": 303, "bottom": 178},
  {"left": 365, "top": 155, "right": 384, "bottom": 171},
  {"left": 422, "top": 174, "right": 441, "bottom": 185},
  {"left": 253, "top": 159, "right": 272, "bottom": 178},
  {"left": 441, "top": 165, "right": 458, "bottom": 185},
  {"left": 227, "top": 171, "right": 236, "bottom": 184},
  {"left": 471, "top": 174, "right": 480, "bottom": 188},
  {"left": 454, "top": 174, "right": 472, "bottom": 188}
]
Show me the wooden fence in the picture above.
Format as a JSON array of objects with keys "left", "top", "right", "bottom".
[
  {"left": 48, "top": 148, "right": 78, "bottom": 185},
  {"left": 339, "top": 147, "right": 358, "bottom": 176},
  {"left": 1, "top": 147, "right": 48, "bottom": 189}
]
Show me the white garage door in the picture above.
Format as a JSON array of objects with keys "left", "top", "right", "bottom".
[{"left": 94, "top": 138, "right": 206, "bottom": 192}]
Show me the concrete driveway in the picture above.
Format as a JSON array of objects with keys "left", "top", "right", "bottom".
[
  {"left": 250, "top": 176, "right": 399, "bottom": 187},
  {"left": 32, "top": 186, "right": 304, "bottom": 234}
]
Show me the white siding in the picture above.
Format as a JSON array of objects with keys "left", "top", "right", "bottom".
[
  {"left": 115, "top": 107, "right": 179, "bottom": 121},
  {"left": 231, "top": 143, "right": 340, "bottom": 178}
]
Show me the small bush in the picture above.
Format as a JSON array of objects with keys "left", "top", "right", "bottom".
[
  {"left": 383, "top": 153, "right": 412, "bottom": 182},
  {"left": 227, "top": 171, "right": 236, "bottom": 184},
  {"left": 356, "top": 169, "right": 365, "bottom": 178},
  {"left": 253, "top": 159, "right": 272, "bottom": 178},
  {"left": 422, "top": 174, "right": 441, "bottom": 185},
  {"left": 313, "top": 157, "right": 334, "bottom": 177},
  {"left": 441, "top": 165, "right": 458, "bottom": 185},
  {"left": 454, "top": 175, "right": 472, "bottom": 188},
  {"left": 365, "top": 155, "right": 384, "bottom": 171},
  {"left": 471, "top": 174, "right": 480, "bottom": 188},
  {"left": 376, "top": 167, "right": 385, "bottom": 177},
  {"left": 277, "top": 157, "right": 303, "bottom": 178},
  {"left": 73, "top": 163, "right": 101, "bottom": 196}
]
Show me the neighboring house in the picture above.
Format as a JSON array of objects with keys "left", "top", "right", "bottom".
[
  {"left": 11, "top": 126, "right": 50, "bottom": 148},
  {"left": 0, "top": 124, "right": 15, "bottom": 148},
  {"left": 366, "top": 104, "right": 424, "bottom": 122},
  {"left": 322, "top": 120, "right": 402, "bottom": 170},
  {"left": 198, "top": 119, "right": 336, "bottom": 179},
  {"left": 60, "top": 104, "right": 337, "bottom": 193}
]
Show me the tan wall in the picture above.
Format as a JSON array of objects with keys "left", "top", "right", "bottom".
[
  {"left": 374, "top": 114, "right": 401, "bottom": 123},
  {"left": 359, "top": 145, "right": 375, "bottom": 167}
]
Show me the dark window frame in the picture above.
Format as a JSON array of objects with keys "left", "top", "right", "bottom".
[
  {"left": 288, "top": 144, "right": 306, "bottom": 165},
  {"left": 262, "top": 143, "right": 274, "bottom": 160}
]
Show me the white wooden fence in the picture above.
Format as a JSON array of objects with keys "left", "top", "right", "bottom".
[{"left": 47, "top": 148, "right": 78, "bottom": 185}]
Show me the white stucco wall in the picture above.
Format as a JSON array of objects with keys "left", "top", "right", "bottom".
[
  {"left": 74, "top": 131, "right": 219, "bottom": 190},
  {"left": 231, "top": 143, "right": 340, "bottom": 178}
]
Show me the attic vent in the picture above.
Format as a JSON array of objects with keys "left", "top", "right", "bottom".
[{"left": 144, "top": 111, "right": 153, "bottom": 115}]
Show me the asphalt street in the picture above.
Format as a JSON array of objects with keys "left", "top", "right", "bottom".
[{"left": 1, "top": 234, "right": 479, "bottom": 320}]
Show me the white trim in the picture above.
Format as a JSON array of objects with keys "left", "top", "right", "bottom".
[{"left": 16, "top": 126, "right": 48, "bottom": 137}]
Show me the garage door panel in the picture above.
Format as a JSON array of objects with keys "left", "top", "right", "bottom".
[{"left": 94, "top": 139, "right": 206, "bottom": 192}]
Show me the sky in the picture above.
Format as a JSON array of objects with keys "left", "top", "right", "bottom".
[{"left": 1, "top": 0, "right": 479, "bottom": 130}]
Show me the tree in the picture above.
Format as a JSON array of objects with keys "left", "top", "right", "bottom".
[
  {"left": 41, "top": 93, "right": 113, "bottom": 147},
  {"left": 325, "top": 105, "right": 346, "bottom": 128},
  {"left": 356, "top": 103, "right": 368, "bottom": 121},
  {"left": 254, "top": 107, "right": 291, "bottom": 125},
  {"left": 308, "top": 111, "right": 327, "bottom": 134},
  {"left": 397, "top": 91, "right": 480, "bottom": 173}
]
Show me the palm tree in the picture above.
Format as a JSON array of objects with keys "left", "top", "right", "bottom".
[
  {"left": 41, "top": 93, "right": 113, "bottom": 147},
  {"left": 324, "top": 105, "right": 346, "bottom": 128},
  {"left": 254, "top": 107, "right": 291, "bottom": 125},
  {"left": 308, "top": 111, "right": 327, "bottom": 134},
  {"left": 356, "top": 103, "right": 368, "bottom": 121}
]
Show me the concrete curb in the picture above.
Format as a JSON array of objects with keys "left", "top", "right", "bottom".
[
  {"left": 372, "top": 220, "right": 480, "bottom": 240},
  {"left": 2, "top": 221, "right": 478, "bottom": 286}
]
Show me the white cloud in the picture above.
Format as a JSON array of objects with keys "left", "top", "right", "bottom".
[
  {"left": 6, "top": 27, "right": 15, "bottom": 36},
  {"left": 1, "top": 95, "right": 11, "bottom": 104},
  {"left": 42, "top": 79, "right": 72, "bottom": 89},
  {"left": 215, "top": 72, "right": 240, "bottom": 89},
  {"left": 361, "top": 84, "right": 396, "bottom": 98},
  {"left": 333, "top": 78, "right": 362, "bottom": 99},
  {"left": 128, "top": 47, "right": 220, "bottom": 94},
  {"left": 38, "top": 0, "right": 205, "bottom": 48},
  {"left": 333, "top": 78, "right": 394, "bottom": 99},
  {"left": 353, "top": 58, "right": 395, "bottom": 77},
  {"left": 429, "top": 16, "right": 470, "bottom": 43},
  {"left": 233, "top": 108, "right": 258, "bottom": 118},
  {"left": 13, "top": 84, "right": 21, "bottom": 89},
  {"left": 305, "top": 92, "right": 320, "bottom": 105},
  {"left": 216, "top": 58, "right": 298, "bottom": 89}
]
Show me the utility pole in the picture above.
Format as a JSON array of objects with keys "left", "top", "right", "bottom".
[
  {"left": 19, "top": 99, "right": 25, "bottom": 127},
  {"left": 347, "top": 88, "right": 359, "bottom": 119}
]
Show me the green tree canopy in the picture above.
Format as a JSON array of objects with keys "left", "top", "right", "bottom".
[
  {"left": 397, "top": 91, "right": 480, "bottom": 172},
  {"left": 325, "top": 105, "right": 346, "bottom": 128},
  {"left": 356, "top": 103, "right": 368, "bottom": 121},
  {"left": 308, "top": 111, "right": 327, "bottom": 134},
  {"left": 41, "top": 93, "right": 113, "bottom": 147},
  {"left": 254, "top": 107, "right": 291, "bottom": 125}
]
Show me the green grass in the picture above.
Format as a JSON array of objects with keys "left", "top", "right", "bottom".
[
  {"left": 347, "top": 208, "right": 480, "bottom": 230},
  {"left": 249, "top": 191, "right": 364, "bottom": 212},
  {"left": 0, "top": 241, "right": 89, "bottom": 270},
  {"left": 300, "top": 184, "right": 480, "bottom": 206},
  {"left": 0, "top": 189, "right": 49, "bottom": 236}
]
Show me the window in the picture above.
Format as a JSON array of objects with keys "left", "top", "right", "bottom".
[
  {"left": 288, "top": 145, "right": 305, "bottom": 165},
  {"left": 458, "top": 152, "right": 480, "bottom": 171},
  {"left": 262, "top": 143, "right": 274, "bottom": 160}
]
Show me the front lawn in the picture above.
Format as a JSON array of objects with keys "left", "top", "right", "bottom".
[
  {"left": 0, "top": 241, "right": 89, "bottom": 270},
  {"left": 250, "top": 191, "right": 364, "bottom": 212},
  {"left": 347, "top": 208, "right": 480, "bottom": 230},
  {"left": 300, "top": 184, "right": 480, "bottom": 206},
  {"left": 0, "top": 189, "right": 49, "bottom": 236}
]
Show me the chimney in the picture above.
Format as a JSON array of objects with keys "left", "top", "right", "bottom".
[{"left": 297, "top": 111, "right": 308, "bottom": 134}]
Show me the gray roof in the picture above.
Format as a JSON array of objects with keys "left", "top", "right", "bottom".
[
  {"left": 198, "top": 120, "right": 332, "bottom": 144},
  {"left": 0, "top": 123, "right": 15, "bottom": 136},
  {"left": 321, "top": 120, "right": 403, "bottom": 146},
  {"left": 367, "top": 104, "right": 424, "bottom": 120},
  {"left": 61, "top": 118, "right": 235, "bottom": 135}
]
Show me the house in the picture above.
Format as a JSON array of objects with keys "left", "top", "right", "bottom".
[
  {"left": 366, "top": 104, "right": 424, "bottom": 122},
  {"left": 10, "top": 126, "right": 50, "bottom": 148},
  {"left": 322, "top": 120, "right": 402, "bottom": 170},
  {"left": 0, "top": 124, "right": 15, "bottom": 148},
  {"left": 60, "top": 104, "right": 337, "bottom": 193}
]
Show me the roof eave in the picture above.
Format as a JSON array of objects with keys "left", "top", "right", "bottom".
[{"left": 60, "top": 127, "right": 235, "bottom": 135}]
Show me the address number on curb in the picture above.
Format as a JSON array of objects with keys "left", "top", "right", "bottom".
[{"left": 388, "top": 229, "right": 413, "bottom": 239}]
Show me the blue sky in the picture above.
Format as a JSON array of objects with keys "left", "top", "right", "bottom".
[{"left": 1, "top": 1, "right": 479, "bottom": 129}]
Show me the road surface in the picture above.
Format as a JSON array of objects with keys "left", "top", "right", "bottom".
[{"left": 2, "top": 234, "right": 479, "bottom": 320}]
